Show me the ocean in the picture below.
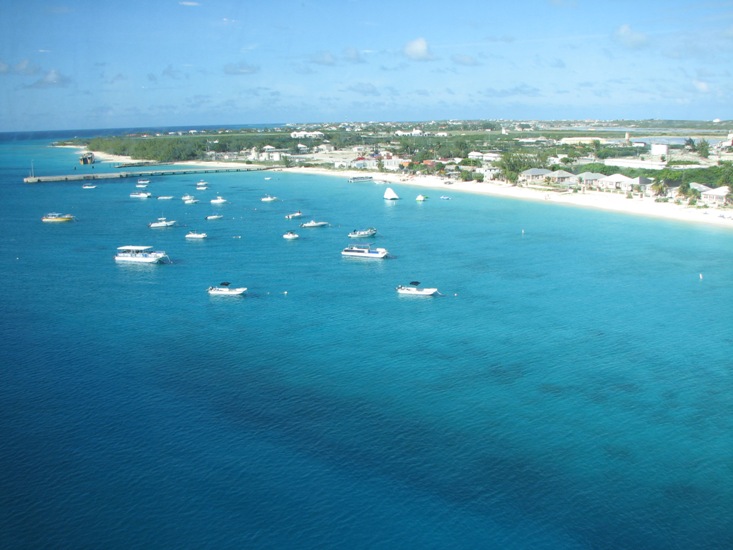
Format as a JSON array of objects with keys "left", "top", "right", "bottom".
[{"left": 1, "top": 134, "right": 731, "bottom": 549}]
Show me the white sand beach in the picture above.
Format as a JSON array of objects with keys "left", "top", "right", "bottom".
[{"left": 86, "top": 148, "right": 733, "bottom": 230}]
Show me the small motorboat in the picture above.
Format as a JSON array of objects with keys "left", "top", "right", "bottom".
[
  {"left": 82, "top": 184, "right": 96, "bottom": 189},
  {"left": 285, "top": 211, "right": 302, "bottom": 219},
  {"left": 210, "top": 196, "right": 227, "bottom": 204},
  {"left": 207, "top": 282, "right": 247, "bottom": 296},
  {"left": 148, "top": 217, "right": 176, "bottom": 228},
  {"left": 182, "top": 194, "right": 195, "bottom": 201},
  {"left": 206, "top": 214, "right": 223, "bottom": 220},
  {"left": 440, "top": 195, "right": 451, "bottom": 200},
  {"left": 416, "top": 194, "right": 428, "bottom": 201},
  {"left": 115, "top": 245, "right": 168, "bottom": 264},
  {"left": 130, "top": 191, "right": 152, "bottom": 198},
  {"left": 283, "top": 231, "right": 299, "bottom": 240},
  {"left": 184, "top": 198, "right": 199, "bottom": 204},
  {"left": 347, "top": 227, "right": 377, "bottom": 239},
  {"left": 261, "top": 195, "right": 277, "bottom": 202},
  {"left": 396, "top": 282, "right": 439, "bottom": 296},
  {"left": 157, "top": 196, "right": 174, "bottom": 200},
  {"left": 137, "top": 179, "right": 151, "bottom": 185},
  {"left": 185, "top": 231, "right": 207, "bottom": 239},
  {"left": 300, "top": 220, "right": 329, "bottom": 228},
  {"left": 42, "top": 212, "right": 75, "bottom": 223}
]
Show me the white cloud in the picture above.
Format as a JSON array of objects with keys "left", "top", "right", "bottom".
[
  {"left": 693, "top": 80, "right": 710, "bottom": 93},
  {"left": 343, "top": 48, "right": 365, "bottom": 64},
  {"left": 179, "top": 2, "right": 200, "bottom": 6},
  {"left": 451, "top": 54, "right": 479, "bottom": 66},
  {"left": 404, "top": 38, "right": 433, "bottom": 61},
  {"left": 615, "top": 24, "right": 648, "bottom": 49},
  {"left": 223, "top": 61, "right": 259, "bottom": 75},
  {"left": 26, "top": 69, "right": 71, "bottom": 88},
  {"left": 311, "top": 51, "right": 336, "bottom": 66}
]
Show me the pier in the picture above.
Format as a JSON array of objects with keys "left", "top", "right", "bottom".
[{"left": 23, "top": 166, "right": 266, "bottom": 183}]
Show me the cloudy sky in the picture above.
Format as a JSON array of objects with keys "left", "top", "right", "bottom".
[{"left": 1, "top": 0, "right": 732, "bottom": 131}]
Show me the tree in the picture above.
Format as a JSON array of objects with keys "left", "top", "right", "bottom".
[
  {"left": 495, "top": 150, "right": 541, "bottom": 184},
  {"left": 697, "top": 139, "right": 710, "bottom": 159},
  {"left": 651, "top": 180, "right": 668, "bottom": 196}
]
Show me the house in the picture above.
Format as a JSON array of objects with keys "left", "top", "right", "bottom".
[
  {"left": 598, "top": 173, "right": 633, "bottom": 191},
  {"left": 701, "top": 186, "right": 730, "bottom": 207},
  {"left": 519, "top": 168, "right": 552, "bottom": 183},
  {"left": 576, "top": 171, "right": 606, "bottom": 187},
  {"left": 628, "top": 176, "right": 653, "bottom": 194},
  {"left": 546, "top": 170, "right": 578, "bottom": 187},
  {"left": 689, "top": 182, "right": 711, "bottom": 194}
]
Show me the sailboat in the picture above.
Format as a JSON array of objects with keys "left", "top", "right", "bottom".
[{"left": 383, "top": 187, "right": 400, "bottom": 200}]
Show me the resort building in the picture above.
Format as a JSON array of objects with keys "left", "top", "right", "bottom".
[{"left": 700, "top": 186, "right": 730, "bottom": 207}]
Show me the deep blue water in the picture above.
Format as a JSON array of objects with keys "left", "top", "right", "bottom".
[{"left": 1, "top": 138, "right": 732, "bottom": 549}]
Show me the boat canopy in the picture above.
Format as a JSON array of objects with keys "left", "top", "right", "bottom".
[{"left": 117, "top": 245, "right": 153, "bottom": 252}]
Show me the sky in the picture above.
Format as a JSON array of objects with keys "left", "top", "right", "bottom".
[{"left": 1, "top": 0, "right": 732, "bottom": 131}]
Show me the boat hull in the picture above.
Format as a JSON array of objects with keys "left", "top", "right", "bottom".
[
  {"left": 207, "top": 287, "right": 247, "bottom": 296},
  {"left": 396, "top": 286, "right": 438, "bottom": 296}
]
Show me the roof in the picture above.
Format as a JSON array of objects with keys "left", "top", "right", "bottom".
[
  {"left": 521, "top": 168, "right": 552, "bottom": 176},
  {"left": 702, "top": 186, "right": 730, "bottom": 197}
]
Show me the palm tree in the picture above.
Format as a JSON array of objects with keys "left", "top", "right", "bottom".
[{"left": 651, "top": 180, "right": 668, "bottom": 197}]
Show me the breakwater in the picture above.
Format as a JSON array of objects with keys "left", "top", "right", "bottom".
[{"left": 23, "top": 166, "right": 266, "bottom": 183}]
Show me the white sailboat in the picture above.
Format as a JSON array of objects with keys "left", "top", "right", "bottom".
[{"left": 384, "top": 187, "right": 400, "bottom": 200}]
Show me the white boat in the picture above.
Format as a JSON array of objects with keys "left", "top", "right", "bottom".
[
  {"left": 186, "top": 231, "right": 207, "bottom": 239},
  {"left": 207, "top": 283, "right": 247, "bottom": 296},
  {"left": 181, "top": 194, "right": 195, "bottom": 201},
  {"left": 136, "top": 182, "right": 149, "bottom": 188},
  {"left": 114, "top": 245, "right": 168, "bottom": 264},
  {"left": 341, "top": 244, "right": 389, "bottom": 259},
  {"left": 347, "top": 227, "right": 377, "bottom": 238},
  {"left": 283, "top": 231, "right": 299, "bottom": 240},
  {"left": 196, "top": 184, "right": 208, "bottom": 190},
  {"left": 41, "top": 212, "right": 75, "bottom": 223},
  {"left": 206, "top": 214, "right": 223, "bottom": 220},
  {"left": 196, "top": 179, "right": 208, "bottom": 187},
  {"left": 348, "top": 176, "right": 373, "bottom": 183},
  {"left": 210, "top": 196, "right": 227, "bottom": 204},
  {"left": 158, "top": 196, "right": 174, "bottom": 200},
  {"left": 261, "top": 195, "right": 277, "bottom": 202},
  {"left": 148, "top": 217, "right": 176, "bottom": 228},
  {"left": 396, "top": 282, "right": 439, "bottom": 296},
  {"left": 384, "top": 187, "right": 400, "bottom": 200},
  {"left": 416, "top": 194, "right": 428, "bottom": 201},
  {"left": 300, "top": 220, "right": 328, "bottom": 228},
  {"left": 285, "top": 211, "right": 302, "bottom": 219},
  {"left": 184, "top": 198, "right": 199, "bottom": 204},
  {"left": 440, "top": 195, "right": 451, "bottom": 200},
  {"left": 137, "top": 179, "right": 150, "bottom": 185},
  {"left": 82, "top": 184, "right": 96, "bottom": 189},
  {"left": 130, "top": 191, "right": 152, "bottom": 198}
]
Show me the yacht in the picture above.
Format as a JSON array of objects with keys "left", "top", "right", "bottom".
[
  {"left": 341, "top": 244, "right": 389, "bottom": 259},
  {"left": 261, "top": 195, "right": 278, "bottom": 202},
  {"left": 185, "top": 231, "right": 207, "bottom": 239},
  {"left": 396, "top": 283, "right": 439, "bottom": 296},
  {"left": 300, "top": 220, "right": 329, "bottom": 228},
  {"left": 148, "top": 217, "right": 176, "bottom": 228},
  {"left": 347, "top": 227, "right": 377, "bottom": 239},
  {"left": 207, "top": 283, "right": 247, "bottom": 296},
  {"left": 41, "top": 212, "right": 75, "bottom": 223},
  {"left": 130, "top": 191, "right": 152, "bottom": 198},
  {"left": 114, "top": 245, "right": 168, "bottom": 264}
]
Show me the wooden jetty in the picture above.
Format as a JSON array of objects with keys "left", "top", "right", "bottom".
[{"left": 23, "top": 166, "right": 265, "bottom": 184}]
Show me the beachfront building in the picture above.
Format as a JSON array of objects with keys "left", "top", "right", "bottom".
[
  {"left": 700, "top": 186, "right": 730, "bottom": 207},
  {"left": 689, "top": 182, "right": 712, "bottom": 194},
  {"left": 576, "top": 172, "right": 606, "bottom": 188},
  {"left": 598, "top": 173, "right": 634, "bottom": 192},
  {"left": 519, "top": 168, "right": 552, "bottom": 184},
  {"left": 546, "top": 170, "right": 578, "bottom": 187}
]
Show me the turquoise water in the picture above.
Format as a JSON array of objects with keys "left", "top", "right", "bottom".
[{"left": 1, "top": 136, "right": 732, "bottom": 549}]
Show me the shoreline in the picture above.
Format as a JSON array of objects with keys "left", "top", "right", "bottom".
[{"left": 85, "top": 148, "right": 733, "bottom": 230}]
